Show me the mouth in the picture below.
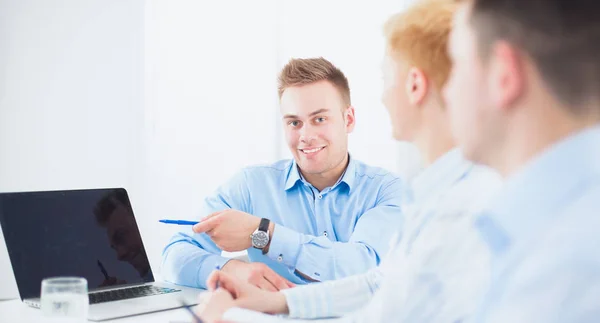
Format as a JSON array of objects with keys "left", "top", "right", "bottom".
[{"left": 299, "top": 146, "right": 325, "bottom": 156}]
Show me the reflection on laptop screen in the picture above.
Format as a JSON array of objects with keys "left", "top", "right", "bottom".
[{"left": 0, "top": 188, "right": 154, "bottom": 300}]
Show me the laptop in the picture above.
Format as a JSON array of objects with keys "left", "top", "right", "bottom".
[
  {"left": 0, "top": 224, "right": 19, "bottom": 300},
  {"left": 0, "top": 188, "right": 202, "bottom": 321}
]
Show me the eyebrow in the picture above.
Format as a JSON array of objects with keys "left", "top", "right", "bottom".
[{"left": 283, "top": 109, "right": 330, "bottom": 119}]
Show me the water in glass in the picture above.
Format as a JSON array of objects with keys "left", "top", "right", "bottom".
[{"left": 41, "top": 277, "right": 89, "bottom": 323}]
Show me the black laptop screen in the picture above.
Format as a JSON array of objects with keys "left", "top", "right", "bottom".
[{"left": 0, "top": 188, "right": 154, "bottom": 299}]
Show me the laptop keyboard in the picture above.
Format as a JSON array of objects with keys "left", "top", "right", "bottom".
[{"left": 89, "top": 285, "right": 181, "bottom": 304}]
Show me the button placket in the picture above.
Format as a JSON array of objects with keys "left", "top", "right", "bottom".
[{"left": 313, "top": 187, "right": 332, "bottom": 243}]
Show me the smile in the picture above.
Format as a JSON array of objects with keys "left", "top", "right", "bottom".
[{"left": 300, "top": 147, "right": 325, "bottom": 154}]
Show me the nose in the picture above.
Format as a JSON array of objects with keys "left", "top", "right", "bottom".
[{"left": 299, "top": 123, "right": 317, "bottom": 143}]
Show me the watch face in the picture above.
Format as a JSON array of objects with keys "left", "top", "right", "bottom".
[{"left": 252, "top": 231, "right": 269, "bottom": 249}]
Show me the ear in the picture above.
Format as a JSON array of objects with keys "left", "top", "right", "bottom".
[
  {"left": 344, "top": 106, "right": 356, "bottom": 133},
  {"left": 489, "top": 41, "right": 525, "bottom": 111},
  {"left": 405, "top": 67, "right": 429, "bottom": 106}
]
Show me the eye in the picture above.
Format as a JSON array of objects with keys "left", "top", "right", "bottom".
[
  {"left": 288, "top": 120, "right": 301, "bottom": 127},
  {"left": 315, "top": 117, "right": 326, "bottom": 123}
]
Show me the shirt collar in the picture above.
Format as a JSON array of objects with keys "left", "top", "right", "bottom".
[
  {"left": 284, "top": 154, "right": 356, "bottom": 191},
  {"left": 484, "top": 124, "right": 600, "bottom": 240},
  {"left": 408, "top": 148, "right": 473, "bottom": 205}
]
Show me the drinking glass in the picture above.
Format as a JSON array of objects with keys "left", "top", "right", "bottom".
[{"left": 40, "top": 277, "right": 89, "bottom": 322}]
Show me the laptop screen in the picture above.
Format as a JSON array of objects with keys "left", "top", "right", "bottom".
[{"left": 0, "top": 188, "right": 154, "bottom": 299}]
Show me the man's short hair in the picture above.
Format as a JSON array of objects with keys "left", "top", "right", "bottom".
[
  {"left": 384, "top": 0, "right": 458, "bottom": 92},
  {"left": 94, "top": 189, "right": 132, "bottom": 226},
  {"left": 469, "top": 0, "right": 600, "bottom": 111},
  {"left": 278, "top": 57, "right": 351, "bottom": 107}
]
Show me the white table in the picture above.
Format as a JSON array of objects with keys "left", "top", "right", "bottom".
[{"left": 0, "top": 299, "right": 196, "bottom": 323}]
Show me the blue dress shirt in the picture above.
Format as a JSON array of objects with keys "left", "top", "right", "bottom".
[
  {"left": 472, "top": 125, "right": 600, "bottom": 323},
  {"left": 161, "top": 157, "right": 404, "bottom": 288}
]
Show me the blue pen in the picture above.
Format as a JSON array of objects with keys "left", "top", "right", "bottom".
[
  {"left": 179, "top": 299, "right": 204, "bottom": 323},
  {"left": 159, "top": 219, "right": 199, "bottom": 225},
  {"left": 97, "top": 260, "right": 109, "bottom": 280}
]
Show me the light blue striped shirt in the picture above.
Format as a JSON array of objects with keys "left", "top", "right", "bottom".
[
  {"left": 161, "top": 157, "right": 404, "bottom": 288},
  {"left": 223, "top": 149, "right": 503, "bottom": 322},
  {"left": 471, "top": 125, "right": 600, "bottom": 323}
]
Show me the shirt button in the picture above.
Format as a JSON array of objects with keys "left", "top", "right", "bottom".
[
  {"left": 277, "top": 254, "right": 283, "bottom": 262},
  {"left": 318, "top": 194, "right": 323, "bottom": 199},
  {"left": 323, "top": 231, "right": 328, "bottom": 237}
]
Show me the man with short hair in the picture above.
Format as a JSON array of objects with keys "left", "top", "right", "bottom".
[
  {"left": 161, "top": 57, "right": 404, "bottom": 291},
  {"left": 444, "top": 0, "right": 600, "bottom": 321}
]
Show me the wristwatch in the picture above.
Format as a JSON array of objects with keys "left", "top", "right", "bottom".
[{"left": 251, "top": 218, "right": 270, "bottom": 254}]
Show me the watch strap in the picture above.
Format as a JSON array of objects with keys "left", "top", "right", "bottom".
[{"left": 258, "top": 218, "right": 270, "bottom": 233}]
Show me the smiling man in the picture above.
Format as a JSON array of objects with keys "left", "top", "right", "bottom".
[{"left": 161, "top": 57, "right": 404, "bottom": 291}]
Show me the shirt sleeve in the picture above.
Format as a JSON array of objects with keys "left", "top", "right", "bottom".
[
  {"left": 222, "top": 308, "right": 356, "bottom": 323},
  {"left": 221, "top": 262, "right": 395, "bottom": 323},
  {"left": 281, "top": 268, "right": 383, "bottom": 319},
  {"left": 222, "top": 297, "right": 383, "bottom": 323},
  {"left": 160, "top": 170, "right": 252, "bottom": 289},
  {"left": 266, "top": 176, "right": 403, "bottom": 281},
  {"left": 475, "top": 239, "right": 600, "bottom": 323}
]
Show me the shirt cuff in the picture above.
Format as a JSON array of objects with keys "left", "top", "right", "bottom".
[
  {"left": 198, "top": 254, "right": 231, "bottom": 288},
  {"left": 282, "top": 283, "right": 332, "bottom": 319},
  {"left": 267, "top": 224, "right": 302, "bottom": 269}
]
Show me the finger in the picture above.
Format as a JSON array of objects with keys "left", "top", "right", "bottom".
[
  {"left": 256, "top": 277, "right": 277, "bottom": 292},
  {"left": 263, "top": 268, "right": 292, "bottom": 291},
  {"left": 197, "top": 291, "right": 212, "bottom": 307},
  {"left": 213, "top": 288, "right": 227, "bottom": 296},
  {"left": 193, "top": 210, "right": 227, "bottom": 233},
  {"left": 193, "top": 216, "right": 220, "bottom": 233},
  {"left": 207, "top": 271, "right": 237, "bottom": 294},
  {"left": 206, "top": 271, "right": 221, "bottom": 291},
  {"left": 200, "top": 209, "right": 227, "bottom": 222},
  {"left": 286, "top": 280, "right": 296, "bottom": 288}
]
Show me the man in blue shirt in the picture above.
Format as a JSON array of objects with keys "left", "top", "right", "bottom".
[
  {"left": 443, "top": 0, "right": 600, "bottom": 321},
  {"left": 161, "top": 57, "right": 404, "bottom": 290}
]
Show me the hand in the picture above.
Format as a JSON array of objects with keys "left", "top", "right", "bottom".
[
  {"left": 206, "top": 270, "right": 290, "bottom": 315},
  {"left": 221, "top": 259, "right": 295, "bottom": 292},
  {"left": 196, "top": 289, "right": 236, "bottom": 323},
  {"left": 193, "top": 210, "right": 262, "bottom": 252}
]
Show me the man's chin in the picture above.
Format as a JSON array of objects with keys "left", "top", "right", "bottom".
[
  {"left": 133, "top": 262, "right": 150, "bottom": 277},
  {"left": 460, "top": 144, "right": 482, "bottom": 164},
  {"left": 296, "top": 161, "right": 327, "bottom": 174}
]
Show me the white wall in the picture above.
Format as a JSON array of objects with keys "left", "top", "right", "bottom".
[
  {"left": 0, "top": 0, "right": 145, "bottom": 299},
  {"left": 143, "top": 0, "right": 281, "bottom": 264}
]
